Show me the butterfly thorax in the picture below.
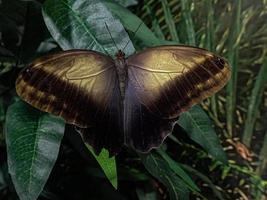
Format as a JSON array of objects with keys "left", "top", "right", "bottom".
[{"left": 115, "top": 50, "right": 127, "bottom": 100}]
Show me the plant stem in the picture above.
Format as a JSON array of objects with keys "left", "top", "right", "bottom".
[
  {"left": 242, "top": 58, "right": 267, "bottom": 147},
  {"left": 226, "top": 0, "right": 242, "bottom": 138}
]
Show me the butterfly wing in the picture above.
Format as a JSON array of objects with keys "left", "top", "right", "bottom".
[
  {"left": 16, "top": 50, "right": 124, "bottom": 154},
  {"left": 125, "top": 45, "right": 231, "bottom": 151}
]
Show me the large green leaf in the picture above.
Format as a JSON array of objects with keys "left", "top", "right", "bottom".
[
  {"left": 42, "top": 0, "right": 135, "bottom": 56},
  {"left": 178, "top": 105, "right": 227, "bottom": 164},
  {"left": 5, "top": 101, "right": 65, "bottom": 200},
  {"left": 86, "top": 145, "right": 118, "bottom": 189},
  {"left": 141, "top": 152, "right": 189, "bottom": 200}
]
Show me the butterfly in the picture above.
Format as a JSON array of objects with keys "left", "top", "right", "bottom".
[{"left": 16, "top": 45, "right": 231, "bottom": 155}]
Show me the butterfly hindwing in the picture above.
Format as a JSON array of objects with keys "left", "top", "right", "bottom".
[
  {"left": 125, "top": 45, "right": 231, "bottom": 151},
  {"left": 16, "top": 50, "right": 124, "bottom": 154},
  {"left": 124, "top": 82, "right": 177, "bottom": 152}
]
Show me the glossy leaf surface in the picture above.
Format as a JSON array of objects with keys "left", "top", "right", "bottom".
[
  {"left": 178, "top": 105, "right": 227, "bottom": 164},
  {"left": 5, "top": 101, "right": 64, "bottom": 200}
]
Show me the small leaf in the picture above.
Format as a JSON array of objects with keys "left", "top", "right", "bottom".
[
  {"left": 86, "top": 144, "right": 118, "bottom": 189},
  {"left": 178, "top": 105, "right": 227, "bottom": 164},
  {"left": 5, "top": 100, "right": 65, "bottom": 200},
  {"left": 141, "top": 152, "right": 189, "bottom": 200}
]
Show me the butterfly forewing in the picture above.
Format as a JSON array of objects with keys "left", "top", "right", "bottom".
[
  {"left": 16, "top": 50, "right": 124, "bottom": 154},
  {"left": 125, "top": 45, "right": 230, "bottom": 152},
  {"left": 126, "top": 45, "right": 231, "bottom": 118}
]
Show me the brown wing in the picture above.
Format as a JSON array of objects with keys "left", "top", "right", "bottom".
[
  {"left": 125, "top": 45, "right": 231, "bottom": 152},
  {"left": 16, "top": 50, "right": 124, "bottom": 154},
  {"left": 126, "top": 45, "right": 231, "bottom": 119}
]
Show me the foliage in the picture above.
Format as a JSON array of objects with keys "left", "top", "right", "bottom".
[
  {"left": 138, "top": 0, "right": 267, "bottom": 199},
  {"left": 0, "top": 0, "right": 266, "bottom": 199},
  {"left": 86, "top": 144, "right": 118, "bottom": 189},
  {"left": 178, "top": 105, "right": 227, "bottom": 164},
  {"left": 5, "top": 101, "right": 65, "bottom": 200}
]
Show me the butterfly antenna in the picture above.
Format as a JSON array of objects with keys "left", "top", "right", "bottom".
[
  {"left": 122, "top": 22, "right": 143, "bottom": 52},
  {"left": 105, "top": 22, "right": 120, "bottom": 51}
]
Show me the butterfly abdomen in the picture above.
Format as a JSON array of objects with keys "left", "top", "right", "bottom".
[{"left": 114, "top": 57, "right": 128, "bottom": 100}]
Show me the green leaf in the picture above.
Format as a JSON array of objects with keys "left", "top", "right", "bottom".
[
  {"left": 86, "top": 144, "right": 118, "bottom": 189},
  {"left": 178, "top": 105, "right": 227, "bottom": 164},
  {"left": 157, "top": 149, "right": 200, "bottom": 192},
  {"left": 141, "top": 152, "right": 189, "bottom": 200},
  {"left": 180, "top": 0, "right": 196, "bottom": 45},
  {"left": 5, "top": 100, "right": 65, "bottom": 200},
  {"left": 225, "top": 0, "right": 242, "bottom": 137},
  {"left": 160, "top": 0, "right": 180, "bottom": 43},
  {"left": 242, "top": 58, "right": 267, "bottom": 147},
  {"left": 143, "top": 4, "right": 166, "bottom": 41},
  {"left": 181, "top": 164, "right": 224, "bottom": 200},
  {"left": 103, "top": 1, "right": 162, "bottom": 47},
  {"left": 42, "top": 0, "right": 135, "bottom": 56}
]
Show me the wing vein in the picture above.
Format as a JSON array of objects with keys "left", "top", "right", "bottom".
[
  {"left": 65, "top": 65, "right": 114, "bottom": 80},
  {"left": 128, "top": 65, "right": 183, "bottom": 74}
]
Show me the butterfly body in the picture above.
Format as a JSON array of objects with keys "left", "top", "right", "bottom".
[
  {"left": 16, "top": 45, "right": 231, "bottom": 155},
  {"left": 114, "top": 50, "right": 128, "bottom": 100}
]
